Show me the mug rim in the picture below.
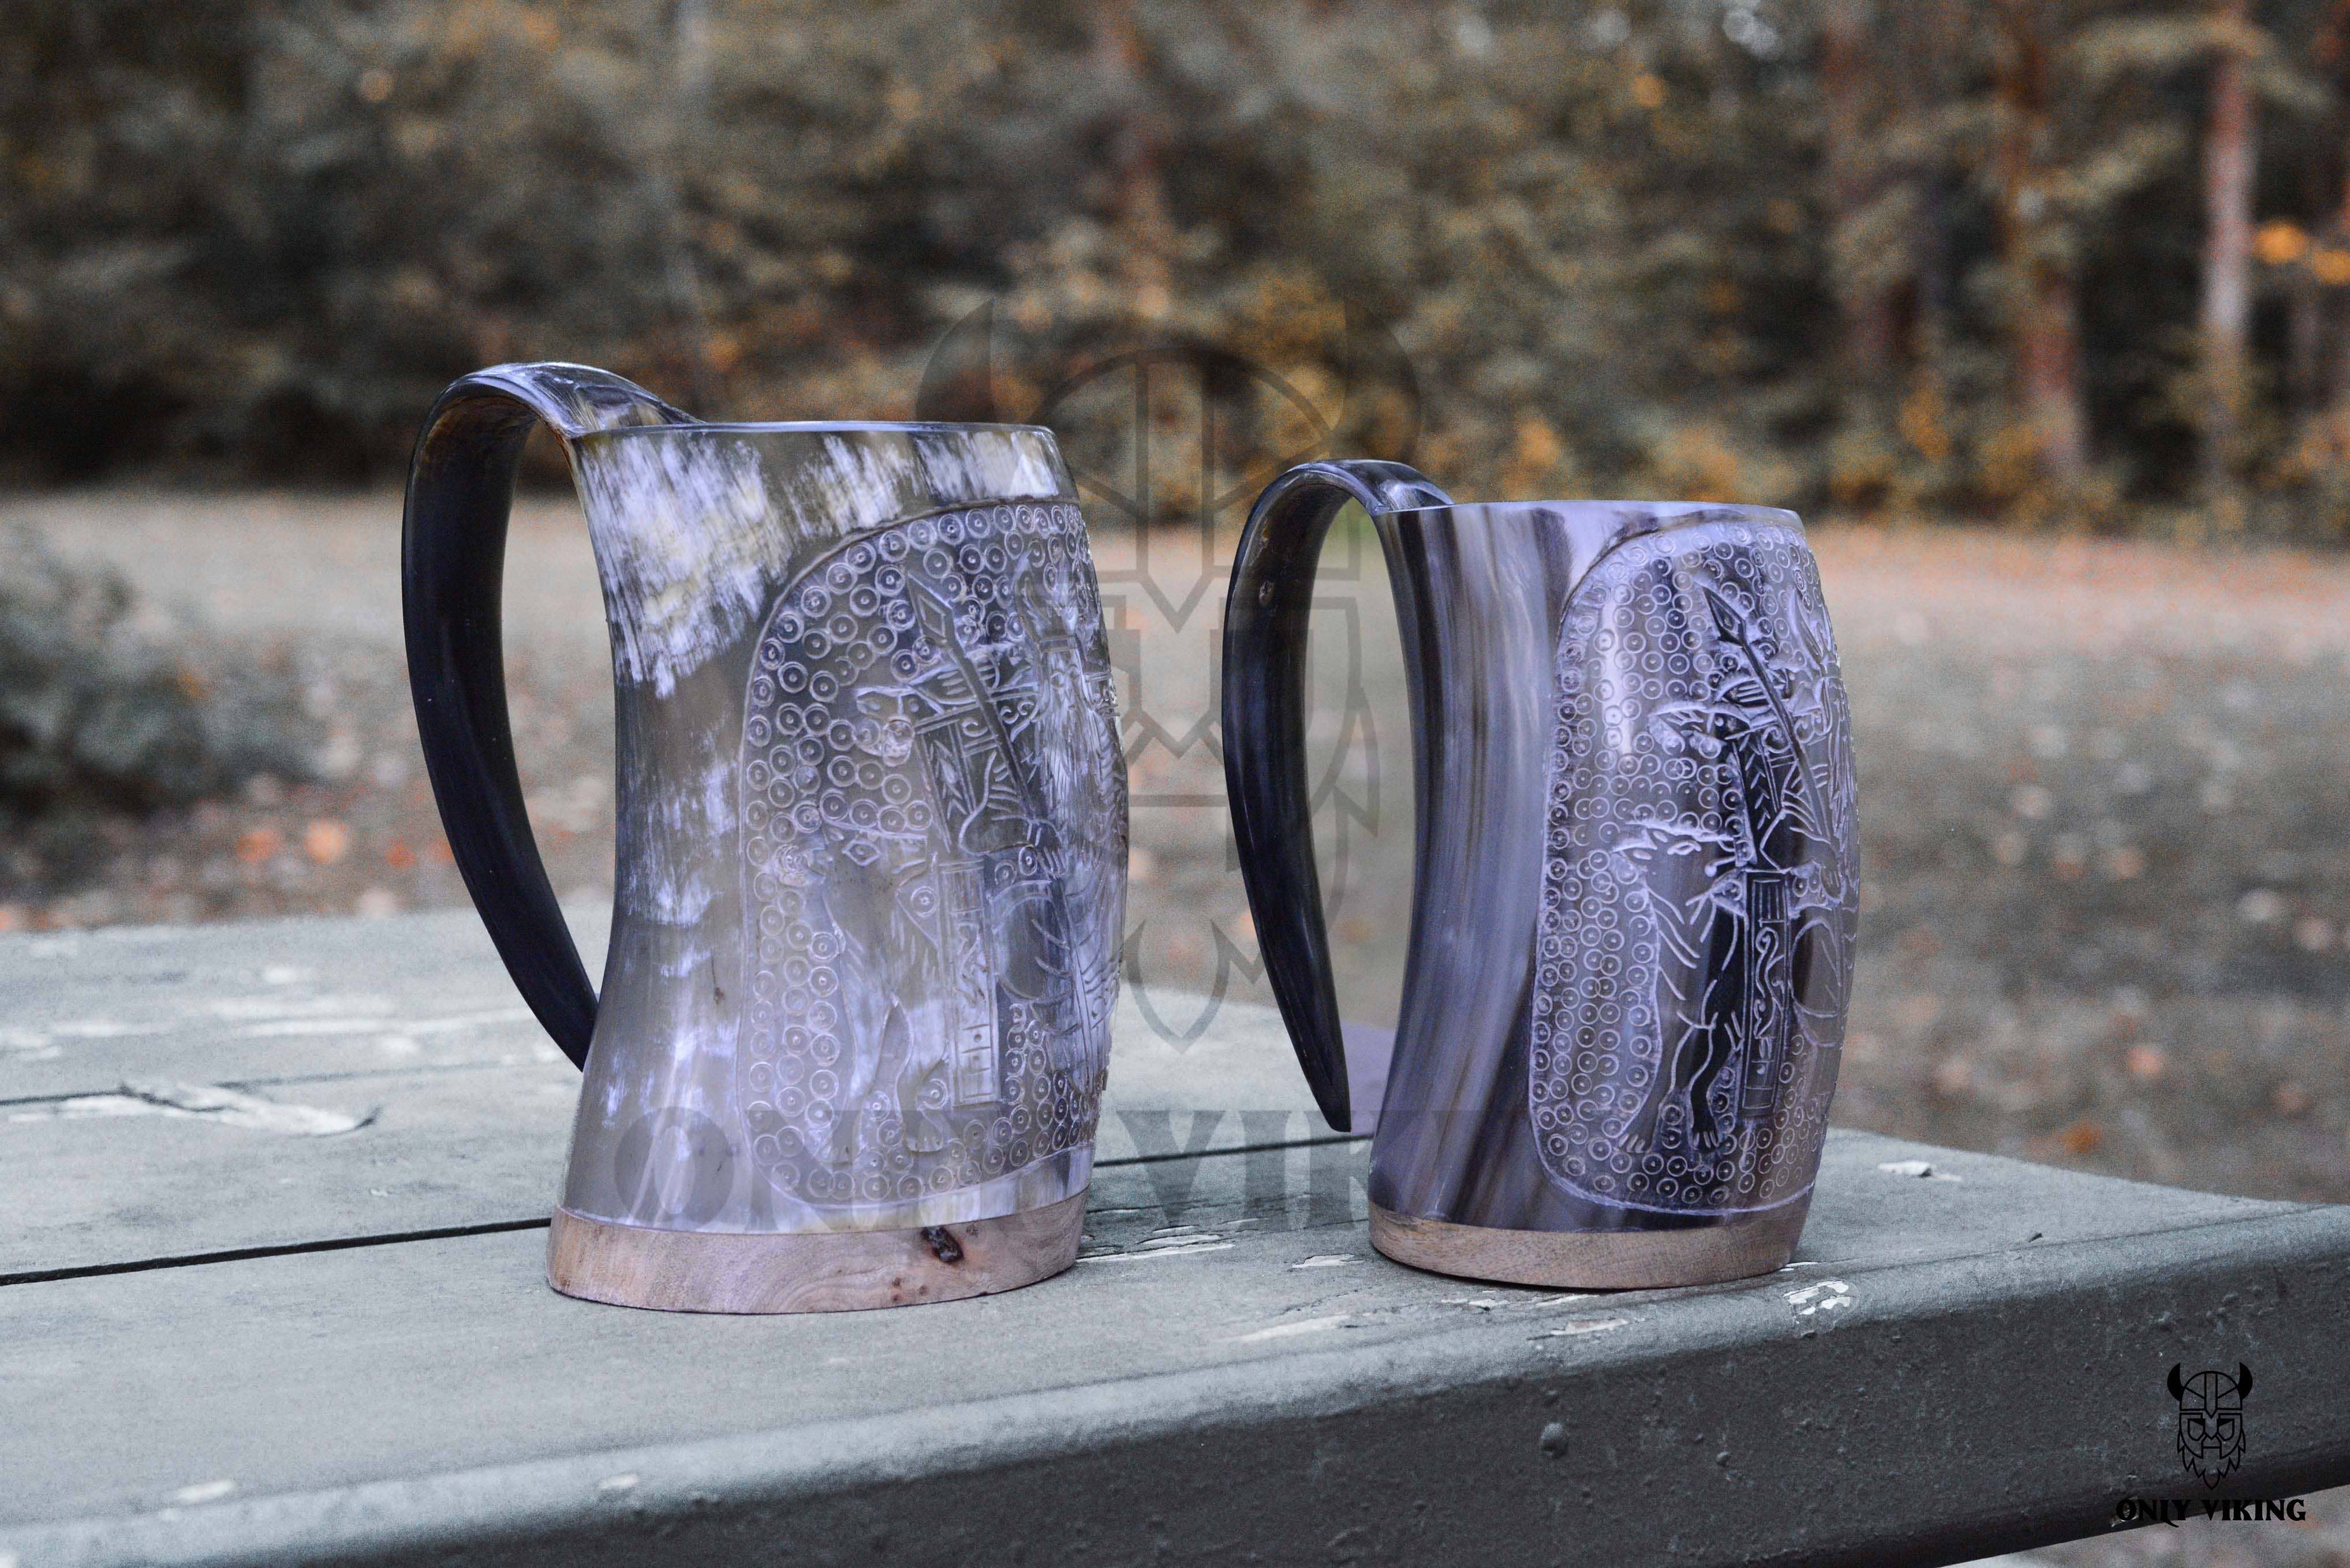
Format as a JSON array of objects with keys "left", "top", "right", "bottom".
[
  {"left": 577, "top": 419, "right": 1058, "bottom": 441},
  {"left": 1381, "top": 497, "right": 1801, "bottom": 525}
]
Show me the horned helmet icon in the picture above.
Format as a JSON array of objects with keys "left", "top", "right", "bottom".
[{"left": 2169, "top": 1363, "right": 2251, "bottom": 1487}]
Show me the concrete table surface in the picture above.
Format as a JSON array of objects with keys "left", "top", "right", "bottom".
[{"left": 2, "top": 913, "right": 2348, "bottom": 1567}]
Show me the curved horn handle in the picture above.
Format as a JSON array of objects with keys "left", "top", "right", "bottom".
[
  {"left": 401, "top": 363, "right": 693, "bottom": 1069},
  {"left": 1222, "top": 461, "right": 1451, "bottom": 1132}
]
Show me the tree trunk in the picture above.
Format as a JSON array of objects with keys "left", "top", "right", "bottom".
[
  {"left": 1822, "top": 0, "right": 1898, "bottom": 396},
  {"left": 2289, "top": 152, "right": 2326, "bottom": 414},
  {"left": 2331, "top": 129, "right": 2350, "bottom": 410},
  {"left": 647, "top": 0, "right": 713, "bottom": 410},
  {"left": 2322, "top": 4, "right": 2350, "bottom": 412},
  {"left": 1090, "top": 0, "right": 1174, "bottom": 309},
  {"left": 2289, "top": 261, "right": 2322, "bottom": 414},
  {"left": 1993, "top": 0, "right": 2089, "bottom": 482},
  {"left": 2200, "top": 0, "right": 2255, "bottom": 500}
]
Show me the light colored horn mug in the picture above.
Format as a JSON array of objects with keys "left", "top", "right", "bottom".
[
  {"left": 1223, "top": 461, "right": 1858, "bottom": 1289},
  {"left": 403, "top": 363, "right": 1126, "bottom": 1312}
]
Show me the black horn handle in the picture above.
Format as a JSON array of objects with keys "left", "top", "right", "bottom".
[
  {"left": 400, "top": 363, "right": 691, "bottom": 1069},
  {"left": 1221, "top": 461, "right": 1451, "bottom": 1132}
]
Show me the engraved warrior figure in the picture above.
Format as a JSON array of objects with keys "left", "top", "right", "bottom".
[
  {"left": 904, "top": 578, "right": 1082, "bottom": 1081},
  {"left": 821, "top": 608, "right": 1034, "bottom": 1162},
  {"left": 1611, "top": 817, "right": 1747, "bottom": 1155},
  {"left": 1619, "top": 582, "right": 1843, "bottom": 1157},
  {"left": 739, "top": 507, "right": 1122, "bottom": 1206},
  {"left": 991, "top": 568, "right": 1118, "bottom": 1076},
  {"left": 817, "top": 688, "right": 957, "bottom": 1164}
]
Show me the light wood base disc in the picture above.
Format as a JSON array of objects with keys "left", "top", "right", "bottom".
[
  {"left": 547, "top": 1190, "right": 1086, "bottom": 1313},
  {"left": 1370, "top": 1199, "right": 1807, "bottom": 1290}
]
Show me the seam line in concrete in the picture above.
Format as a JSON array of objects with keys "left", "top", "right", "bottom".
[{"left": 0, "top": 1218, "right": 555, "bottom": 1289}]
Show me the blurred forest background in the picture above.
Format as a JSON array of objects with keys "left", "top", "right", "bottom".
[
  {"left": 9, "top": 12, "right": 2350, "bottom": 1556},
  {"left": 18, "top": 0, "right": 2350, "bottom": 535}
]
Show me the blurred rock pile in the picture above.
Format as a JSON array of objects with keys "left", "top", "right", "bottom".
[{"left": 0, "top": 523, "right": 314, "bottom": 850}]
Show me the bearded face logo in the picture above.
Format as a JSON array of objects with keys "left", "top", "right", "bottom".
[{"left": 2170, "top": 1363, "right": 2251, "bottom": 1487}]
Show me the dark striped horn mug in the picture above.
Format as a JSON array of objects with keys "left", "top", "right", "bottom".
[{"left": 1223, "top": 462, "right": 1858, "bottom": 1288}]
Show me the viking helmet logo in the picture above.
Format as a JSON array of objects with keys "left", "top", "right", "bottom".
[{"left": 2169, "top": 1363, "right": 2251, "bottom": 1486}]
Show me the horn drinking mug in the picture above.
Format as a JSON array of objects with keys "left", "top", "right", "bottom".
[
  {"left": 404, "top": 363, "right": 1127, "bottom": 1312},
  {"left": 1223, "top": 461, "right": 1858, "bottom": 1289}
]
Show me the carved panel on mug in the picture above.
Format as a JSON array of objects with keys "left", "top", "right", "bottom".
[
  {"left": 737, "top": 503, "right": 1124, "bottom": 1213},
  {"left": 1531, "top": 522, "right": 1858, "bottom": 1217}
]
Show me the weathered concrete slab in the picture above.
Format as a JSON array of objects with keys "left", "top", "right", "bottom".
[
  {"left": 0, "top": 910, "right": 1362, "bottom": 1118},
  {"left": 1, "top": 913, "right": 1383, "bottom": 1277},
  {"left": 1, "top": 1066, "right": 1362, "bottom": 1280},
  {"left": 6, "top": 912, "right": 2350, "bottom": 1567},
  {"left": 4, "top": 1129, "right": 2346, "bottom": 1566},
  {"left": 0, "top": 910, "right": 1363, "bottom": 1117},
  {"left": 2, "top": 1061, "right": 573, "bottom": 1278},
  {"left": 0, "top": 910, "right": 584, "bottom": 1097}
]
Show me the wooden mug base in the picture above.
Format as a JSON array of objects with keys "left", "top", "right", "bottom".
[
  {"left": 1370, "top": 1199, "right": 1807, "bottom": 1290},
  {"left": 546, "top": 1189, "right": 1086, "bottom": 1313}
]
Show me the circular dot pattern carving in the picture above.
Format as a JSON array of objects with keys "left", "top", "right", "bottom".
[
  {"left": 1530, "top": 522, "right": 1858, "bottom": 1217},
  {"left": 737, "top": 503, "right": 1126, "bottom": 1211}
]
